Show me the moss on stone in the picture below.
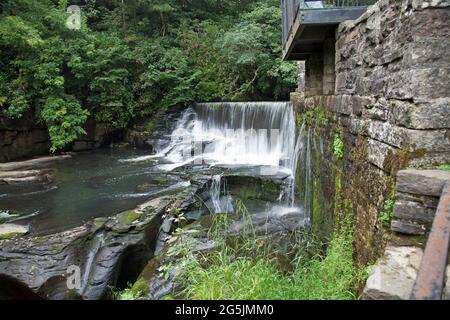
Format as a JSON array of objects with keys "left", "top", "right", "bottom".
[
  {"left": 130, "top": 278, "right": 149, "bottom": 297},
  {"left": 0, "top": 232, "right": 22, "bottom": 240},
  {"left": 118, "top": 210, "right": 143, "bottom": 225},
  {"left": 383, "top": 148, "right": 427, "bottom": 175},
  {"left": 296, "top": 104, "right": 330, "bottom": 134},
  {"left": 229, "top": 176, "right": 280, "bottom": 202}
]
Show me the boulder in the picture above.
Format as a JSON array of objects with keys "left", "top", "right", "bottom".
[{"left": 363, "top": 246, "right": 423, "bottom": 300}]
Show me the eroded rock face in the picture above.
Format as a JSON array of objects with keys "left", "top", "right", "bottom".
[
  {"left": 363, "top": 246, "right": 423, "bottom": 300},
  {"left": 0, "top": 195, "right": 173, "bottom": 300}
]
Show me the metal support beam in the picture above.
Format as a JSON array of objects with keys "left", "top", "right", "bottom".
[{"left": 411, "top": 182, "right": 450, "bottom": 300}]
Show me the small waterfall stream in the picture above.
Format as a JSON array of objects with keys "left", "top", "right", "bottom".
[{"left": 209, "top": 175, "right": 234, "bottom": 214}]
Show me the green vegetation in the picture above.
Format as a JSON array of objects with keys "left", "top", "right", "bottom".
[
  {"left": 160, "top": 201, "right": 368, "bottom": 300},
  {"left": 333, "top": 134, "right": 345, "bottom": 160},
  {"left": 0, "top": 0, "right": 297, "bottom": 151},
  {"left": 117, "top": 210, "right": 142, "bottom": 225},
  {"left": 179, "top": 216, "right": 366, "bottom": 300},
  {"left": 437, "top": 163, "right": 450, "bottom": 171},
  {"left": 296, "top": 106, "right": 329, "bottom": 133},
  {"left": 0, "top": 232, "right": 22, "bottom": 240},
  {"left": 379, "top": 180, "right": 396, "bottom": 228},
  {"left": 115, "top": 279, "right": 149, "bottom": 300}
]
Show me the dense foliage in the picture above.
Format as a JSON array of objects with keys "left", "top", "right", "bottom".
[{"left": 0, "top": 0, "right": 297, "bottom": 151}]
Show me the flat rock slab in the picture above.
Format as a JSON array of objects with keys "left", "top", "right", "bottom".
[
  {"left": 397, "top": 169, "right": 450, "bottom": 197},
  {"left": 0, "top": 154, "right": 72, "bottom": 171},
  {"left": 363, "top": 246, "right": 423, "bottom": 300},
  {"left": 0, "top": 223, "right": 29, "bottom": 239}
]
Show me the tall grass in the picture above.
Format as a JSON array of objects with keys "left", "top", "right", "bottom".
[{"left": 179, "top": 202, "right": 367, "bottom": 300}]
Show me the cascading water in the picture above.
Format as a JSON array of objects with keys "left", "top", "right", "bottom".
[
  {"left": 136, "top": 102, "right": 297, "bottom": 172},
  {"left": 209, "top": 175, "right": 234, "bottom": 214},
  {"left": 126, "top": 101, "right": 310, "bottom": 215}
]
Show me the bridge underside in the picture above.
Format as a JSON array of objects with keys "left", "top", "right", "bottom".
[{"left": 283, "top": 7, "right": 368, "bottom": 61}]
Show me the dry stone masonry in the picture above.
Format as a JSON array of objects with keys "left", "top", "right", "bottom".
[{"left": 291, "top": 0, "right": 449, "bottom": 298}]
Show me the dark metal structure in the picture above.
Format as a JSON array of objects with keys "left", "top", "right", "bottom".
[
  {"left": 281, "top": 0, "right": 377, "bottom": 60},
  {"left": 411, "top": 182, "right": 450, "bottom": 300}
]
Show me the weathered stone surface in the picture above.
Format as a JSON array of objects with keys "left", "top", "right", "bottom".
[
  {"left": 0, "top": 224, "right": 29, "bottom": 239},
  {"left": 0, "top": 195, "right": 173, "bottom": 300},
  {"left": 0, "top": 154, "right": 71, "bottom": 171},
  {"left": 363, "top": 246, "right": 423, "bottom": 300},
  {"left": 391, "top": 220, "right": 426, "bottom": 235},
  {"left": 367, "top": 138, "right": 395, "bottom": 170},
  {"left": 397, "top": 169, "right": 450, "bottom": 197},
  {"left": 390, "top": 98, "right": 450, "bottom": 130},
  {"left": 393, "top": 200, "right": 435, "bottom": 224},
  {"left": 396, "top": 192, "right": 439, "bottom": 209}
]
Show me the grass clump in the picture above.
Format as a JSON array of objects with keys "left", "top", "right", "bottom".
[
  {"left": 178, "top": 202, "right": 367, "bottom": 300},
  {"left": 437, "top": 163, "right": 450, "bottom": 171},
  {"left": 115, "top": 279, "right": 149, "bottom": 300}
]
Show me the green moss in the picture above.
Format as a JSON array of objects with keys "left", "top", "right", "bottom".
[
  {"left": 232, "top": 177, "right": 280, "bottom": 202},
  {"left": 437, "top": 163, "right": 450, "bottom": 171},
  {"left": 130, "top": 278, "right": 149, "bottom": 297},
  {"left": 296, "top": 105, "right": 329, "bottom": 134},
  {"left": 383, "top": 148, "right": 427, "bottom": 175},
  {"left": 116, "top": 278, "right": 149, "bottom": 300},
  {"left": 0, "top": 232, "right": 21, "bottom": 240},
  {"left": 118, "top": 210, "right": 142, "bottom": 225},
  {"left": 32, "top": 236, "right": 48, "bottom": 244}
]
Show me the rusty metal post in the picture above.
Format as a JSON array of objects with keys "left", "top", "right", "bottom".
[{"left": 411, "top": 182, "right": 450, "bottom": 300}]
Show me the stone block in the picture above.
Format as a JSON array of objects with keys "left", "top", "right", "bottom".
[
  {"left": 367, "top": 121, "right": 406, "bottom": 148},
  {"left": 396, "top": 191, "right": 439, "bottom": 209},
  {"left": 390, "top": 98, "right": 450, "bottom": 130},
  {"left": 367, "top": 138, "right": 395, "bottom": 170},
  {"left": 393, "top": 200, "right": 435, "bottom": 224},
  {"left": 363, "top": 246, "right": 423, "bottom": 300},
  {"left": 391, "top": 219, "right": 426, "bottom": 235},
  {"left": 397, "top": 169, "right": 450, "bottom": 197}
]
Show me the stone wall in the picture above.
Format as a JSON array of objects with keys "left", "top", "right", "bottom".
[
  {"left": 291, "top": 0, "right": 450, "bottom": 264},
  {"left": 392, "top": 169, "right": 450, "bottom": 236}
]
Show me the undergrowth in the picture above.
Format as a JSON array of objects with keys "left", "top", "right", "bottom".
[{"left": 176, "top": 200, "right": 367, "bottom": 300}]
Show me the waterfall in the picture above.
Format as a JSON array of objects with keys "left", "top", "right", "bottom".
[
  {"left": 145, "top": 102, "right": 297, "bottom": 171},
  {"left": 81, "top": 233, "right": 105, "bottom": 294},
  {"left": 126, "top": 101, "right": 308, "bottom": 210},
  {"left": 209, "top": 175, "right": 234, "bottom": 214}
]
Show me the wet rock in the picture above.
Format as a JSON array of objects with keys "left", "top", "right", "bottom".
[
  {"left": 0, "top": 169, "right": 53, "bottom": 185},
  {"left": 0, "top": 195, "right": 173, "bottom": 300},
  {"left": 229, "top": 206, "right": 309, "bottom": 235},
  {"left": 0, "top": 154, "right": 72, "bottom": 171},
  {"left": 363, "top": 246, "right": 423, "bottom": 300},
  {"left": 138, "top": 229, "right": 217, "bottom": 300},
  {"left": 0, "top": 223, "right": 29, "bottom": 239}
]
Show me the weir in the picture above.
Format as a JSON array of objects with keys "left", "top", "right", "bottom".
[
  {"left": 153, "top": 102, "right": 297, "bottom": 172},
  {"left": 147, "top": 102, "right": 313, "bottom": 215}
]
